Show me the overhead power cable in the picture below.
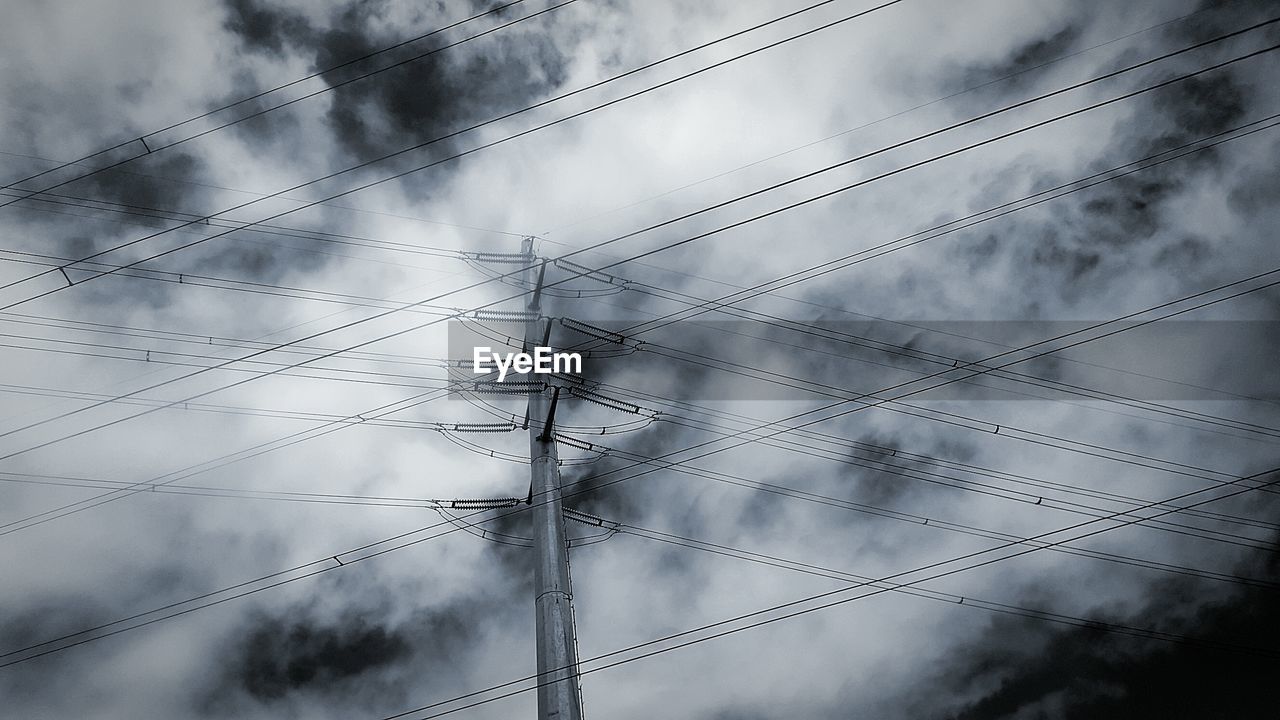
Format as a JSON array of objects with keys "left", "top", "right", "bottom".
[
  {"left": 616, "top": 522, "right": 1280, "bottom": 657},
  {"left": 0, "top": 0, "right": 897, "bottom": 301},
  {"left": 0, "top": 187, "right": 467, "bottom": 262},
  {"left": 4, "top": 29, "right": 1276, "bottom": 544},
  {"left": 360, "top": 466, "right": 1280, "bottom": 720},
  {"left": 3, "top": 30, "right": 1272, "bottom": 468},
  {"left": 0, "top": 389, "right": 454, "bottom": 537},
  {"left": 607, "top": 392, "right": 1278, "bottom": 532},
  {"left": 541, "top": 4, "right": 1212, "bottom": 236},
  {"left": 5, "top": 433, "right": 1274, "bottom": 673},
  {"left": 0, "top": 0, "right": 531, "bottom": 194},
  {"left": 584, "top": 436, "right": 1277, "bottom": 559},
  {"left": 0, "top": 0, "right": 575, "bottom": 215}
]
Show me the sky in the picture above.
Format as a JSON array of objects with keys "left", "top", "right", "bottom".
[{"left": 1, "top": 0, "right": 1279, "bottom": 718}]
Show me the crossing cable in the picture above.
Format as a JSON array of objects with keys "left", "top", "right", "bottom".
[
  {"left": 540, "top": 4, "right": 1214, "bottom": 236},
  {"left": 612, "top": 314, "right": 1280, "bottom": 446},
  {"left": 0, "top": 187, "right": 468, "bottom": 264},
  {"left": 3, "top": 439, "right": 1266, "bottom": 553},
  {"left": 615, "top": 300, "right": 1280, "bottom": 443},
  {"left": 3, "top": 247, "right": 1255, "bottom": 456},
  {"left": 629, "top": 336, "right": 1280, "bottom": 483},
  {"left": 2, "top": 131, "right": 1269, "bottom": 540},
  {"left": 10, "top": 117, "right": 1269, "bottom": 456},
  {"left": 15, "top": 107, "right": 1260, "bottom": 415},
  {"left": 577, "top": 436, "right": 1278, "bottom": 557},
  {"left": 2, "top": 33, "right": 1273, "bottom": 465},
  {"left": 0, "top": 335, "right": 454, "bottom": 392},
  {"left": 358, "top": 467, "right": 1280, "bottom": 720},
  {"left": 0, "top": 0, "right": 577, "bottom": 215},
  {"left": 4, "top": 439, "right": 1263, "bottom": 567},
  {"left": 12, "top": 245, "right": 1269, "bottom": 538},
  {"left": 0, "top": 0, "right": 926, "bottom": 464},
  {"left": 0, "top": 312, "right": 454, "bottom": 370},
  {"left": 614, "top": 522, "right": 1280, "bottom": 658},
  {"left": 7, "top": 238, "right": 1279, "bottom": 634},
  {"left": 590, "top": 97, "right": 1280, "bottom": 438},
  {"left": 570, "top": 262, "right": 1280, "bottom": 518},
  {"left": 0, "top": 0, "right": 532, "bottom": 194},
  {"left": 0, "top": 0, "right": 900, "bottom": 299},
  {"left": 603, "top": 392, "right": 1278, "bottom": 532},
  {"left": 0, "top": 385, "right": 460, "bottom": 430},
  {"left": 0, "top": 0, "right": 868, "bottom": 214},
  {"left": 0, "top": 388, "right": 454, "bottom": 537},
  {"left": 0, "top": 151, "right": 529, "bottom": 238},
  {"left": 8, "top": 112, "right": 1274, "bottom": 446},
  {"left": 3, "top": 438, "right": 1274, "bottom": 673},
  {"left": 553, "top": 117, "right": 1280, "bottom": 481},
  {"left": 11, "top": 271, "right": 1280, "bottom": 670},
  {"left": 8, "top": 21, "right": 1274, "bottom": 386},
  {"left": 3, "top": 37, "right": 1276, "bottom": 540},
  {"left": 0, "top": 249, "right": 463, "bottom": 317},
  {"left": 596, "top": 271, "right": 1280, "bottom": 495},
  {"left": 11, "top": 362, "right": 1245, "bottom": 557},
  {"left": 25, "top": 139, "right": 1267, "bottom": 436}
]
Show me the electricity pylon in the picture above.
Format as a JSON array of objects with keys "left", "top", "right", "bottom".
[{"left": 521, "top": 236, "right": 585, "bottom": 720}]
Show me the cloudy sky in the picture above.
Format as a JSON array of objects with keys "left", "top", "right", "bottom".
[{"left": 2, "top": 0, "right": 1279, "bottom": 717}]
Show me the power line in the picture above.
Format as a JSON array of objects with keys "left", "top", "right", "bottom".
[
  {"left": 0, "top": 151, "right": 529, "bottom": 238},
  {"left": 588, "top": 436, "right": 1278, "bottom": 558},
  {"left": 367, "top": 466, "right": 1280, "bottom": 720},
  {"left": 4, "top": 28, "right": 1275, "bottom": 551},
  {"left": 4, "top": 31, "right": 1271, "bottom": 468},
  {"left": 0, "top": 0, "right": 574, "bottom": 214},
  {"left": 0, "top": 0, "right": 893, "bottom": 301},
  {"left": 0, "top": 187, "right": 469, "bottom": 262},
  {"left": 615, "top": 522, "right": 1280, "bottom": 657},
  {"left": 5, "top": 429, "right": 1273, "bottom": 672},
  {"left": 7, "top": 112, "right": 1271, "bottom": 469},
  {"left": 0, "top": 0, "right": 531, "bottom": 193},
  {"left": 541, "top": 4, "right": 1211, "bottom": 237},
  {"left": 0, "top": 389, "right": 453, "bottom": 536}
]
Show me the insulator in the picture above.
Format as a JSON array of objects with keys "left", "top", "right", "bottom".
[
  {"left": 449, "top": 422, "right": 518, "bottom": 433},
  {"left": 568, "top": 386, "right": 642, "bottom": 415},
  {"left": 465, "top": 380, "right": 544, "bottom": 395},
  {"left": 564, "top": 507, "right": 608, "bottom": 527},
  {"left": 448, "top": 497, "right": 522, "bottom": 509},
  {"left": 464, "top": 251, "right": 529, "bottom": 265},
  {"left": 553, "top": 434, "right": 597, "bottom": 452},
  {"left": 468, "top": 308, "right": 538, "bottom": 322},
  {"left": 560, "top": 317, "right": 626, "bottom": 345},
  {"left": 553, "top": 258, "right": 623, "bottom": 285},
  {"left": 548, "top": 371, "right": 587, "bottom": 386}
]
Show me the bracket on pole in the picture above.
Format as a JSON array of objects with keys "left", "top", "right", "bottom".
[
  {"left": 536, "top": 386, "right": 561, "bottom": 442},
  {"left": 529, "top": 259, "right": 548, "bottom": 312},
  {"left": 541, "top": 315, "right": 553, "bottom": 348}
]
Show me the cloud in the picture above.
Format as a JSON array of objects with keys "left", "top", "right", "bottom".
[{"left": 3, "top": 0, "right": 1280, "bottom": 718}]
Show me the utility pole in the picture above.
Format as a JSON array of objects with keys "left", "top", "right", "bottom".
[{"left": 521, "top": 236, "right": 585, "bottom": 720}]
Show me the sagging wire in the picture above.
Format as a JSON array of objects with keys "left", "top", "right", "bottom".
[
  {"left": 431, "top": 499, "right": 619, "bottom": 549},
  {"left": 462, "top": 252, "right": 624, "bottom": 297}
]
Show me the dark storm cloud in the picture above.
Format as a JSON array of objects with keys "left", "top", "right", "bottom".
[
  {"left": 1227, "top": 135, "right": 1280, "bottom": 214},
  {"left": 223, "top": 0, "right": 318, "bottom": 57},
  {"left": 224, "top": 610, "right": 411, "bottom": 701},
  {"left": 946, "top": 23, "right": 1084, "bottom": 95},
  {"left": 200, "top": 571, "right": 511, "bottom": 713},
  {"left": 901, "top": 534, "right": 1280, "bottom": 720},
  {"left": 0, "top": 561, "right": 205, "bottom": 691},
  {"left": 953, "top": 51, "right": 1255, "bottom": 310},
  {"left": 7, "top": 1, "right": 1280, "bottom": 717},
  {"left": 222, "top": 0, "right": 570, "bottom": 166}
]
